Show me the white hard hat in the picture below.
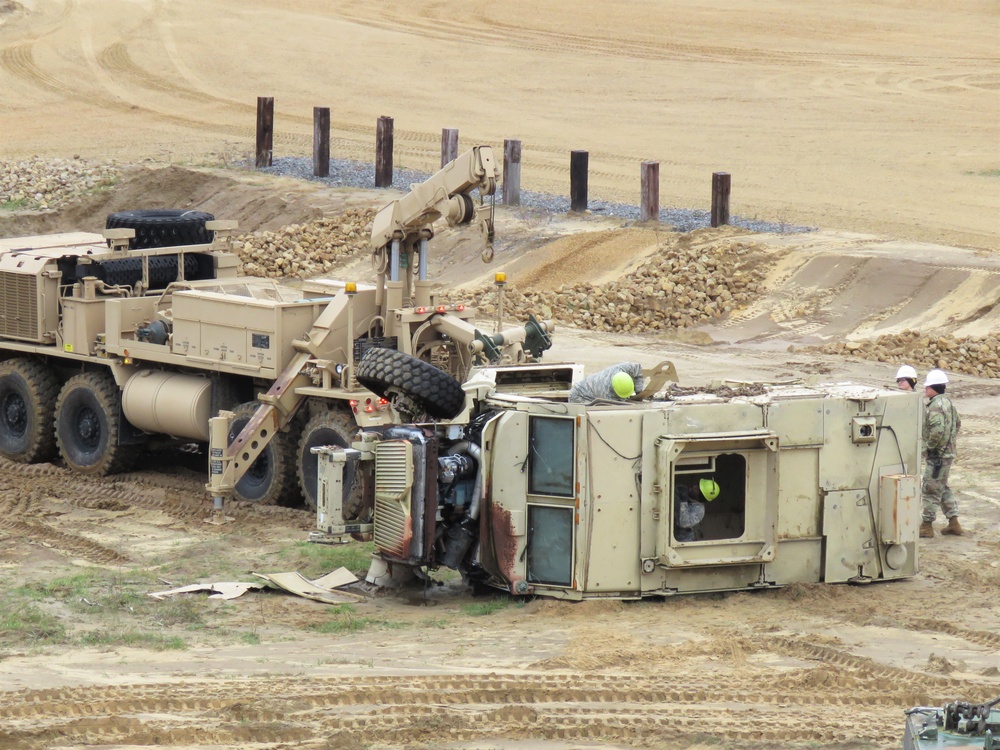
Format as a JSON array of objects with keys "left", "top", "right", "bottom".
[
  {"left": 895, "top": 365, "right": 917, "bottom": 380},
  {"left": 923, "top": 369, "right": 949, "bottom": 387}
]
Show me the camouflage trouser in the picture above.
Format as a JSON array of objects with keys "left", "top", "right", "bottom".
[
  {"left": 674, "top": 498, "right": 705, "bottom": 542},
  {"left": 922, "top": 458, "right": 958, "bottom": 522}
]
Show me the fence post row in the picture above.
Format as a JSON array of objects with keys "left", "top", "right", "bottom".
[
  {"left": 255, "top": 103, "right": 734, "bottom": 225},
  {"left": 711, "top": 171, "right": 731, "bottom": 227},
  {"left": 313, "top": 107, "right": 330, "bottom": 178},
  {"left": 570, "top": 150, "right": 589, "bottom": 213},
  {"left": 255, "top": 96, "right": 274, "bottom": 168},
  {"left": 375, "top": 116, "right": 394, "bottom": 188},
  {"left": 441, "top": 128, "right": 459, "bottom": 168},
  {"left": 503, "top": 139, "right": 522, "bottom": 206},
  {"left": 640, "top": 161, "right": 659, "bottom": 222}
]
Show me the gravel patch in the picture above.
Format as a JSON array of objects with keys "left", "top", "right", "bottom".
[
  {"left": 813, "top": 331, "right": 1000, "bottom": 379},
  {"left": 253, "top": 156, "right": 814, "bottom": 235},
  {"left": 464, "top": 235, "right": 772, "bottom": 334},
  {"left": 1, "top": 157, "right": 119, "bottom": 210}
]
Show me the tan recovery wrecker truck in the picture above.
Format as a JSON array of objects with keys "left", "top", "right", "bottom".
[
  {"left": 0, "top": 147, "right": 555, "bottom": 513},
  {"left": 313, "top": 372, "right": 924, "bottom": 599}
]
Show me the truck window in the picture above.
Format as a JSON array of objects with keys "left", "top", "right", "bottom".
[
  {"left": 526, "top": 505, "right": 573, "bottom": 586},
  {"left": 674, "top": 452, "right": 747, "bottom": 542},
  {"left": 528, "top": 416, "right": 574, "bottom": 498}
]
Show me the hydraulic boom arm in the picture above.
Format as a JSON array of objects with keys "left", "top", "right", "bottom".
[{"left": 370, "top": 145, "right": 498, "bottom": 251}]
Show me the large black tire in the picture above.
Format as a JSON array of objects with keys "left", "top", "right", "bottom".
[
  {"left": 55, "top": 372, "right": 136, "bottom": 476},
  {"left": 105, "top": 209, "right": 215, "bottom": 249},
  {"left": 228, "top": 402, "right": 300, "bottom": 506},
  {"left": 356, "top": 348, "right": 466, "bottom": 420},
  {"left": 0, "top": 358, "right": 59, "bottom": 463},
  {"left": 297, "top": 409, "right": 363, "bottom": 514}
]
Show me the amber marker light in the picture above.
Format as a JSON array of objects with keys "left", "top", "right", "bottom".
[{"left": 345, "top": 282, "right": 357, "bottom": 294}]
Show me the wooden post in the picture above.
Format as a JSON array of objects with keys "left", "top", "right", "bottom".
[
  {"left": 640, "top": 161, "right": 659, "bottom": 222},
  {"left": 313, "top": 107, "right": 330, "bottom": 177},
  {"left": 570, "top": 150, "right": 588, "bottom": 213},
  {"left": 711, "top": 171, "right": 731, "bottom": 227},
  {"left": 503, "top": 139, "right": 521, "bottom": 206},
  {"left": 375, "top": 116, "right": 394, "bottom": 188},
  {"left": 441, "top": 128, "right": 459, "bottom": 168},
  {"left": 255, "top": 96, "right": 274, "bottom": 168}
]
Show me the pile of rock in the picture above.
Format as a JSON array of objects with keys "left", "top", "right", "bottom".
[
  {"left": 236, "top": 209, "right": 376, "bottom": 278},
  {"left": 0, "top": 157, "right": 119, "bottom": 210},
  {"left": 469, "top": 236, "right": 770, "bottom": 334},
  {"left": 816, "top": 330, "right": 1000, "bottom": 379}
]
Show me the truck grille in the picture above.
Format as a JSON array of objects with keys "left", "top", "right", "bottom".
[
  {"left": 0, "top": 272, "right": 39, "bottom": 341},
  {"left": 374, "top": 441, "right": 413, "bottom": 558}
]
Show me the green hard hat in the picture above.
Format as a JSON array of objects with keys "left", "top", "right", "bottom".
[
  {"left": 700, "top": 478, "right": 721, "bottom": 502},
  {"left": 611, "top": 371, "right": 635, "bottom": 398}
]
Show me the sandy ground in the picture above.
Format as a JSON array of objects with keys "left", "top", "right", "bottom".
[
  {"left": 0, "top": 169, "right": 998, "bottom": 750},
  {"left": 1, "top": 2, "right": 999, "bottom": 749},
  {"left": 1, "top": 0, "right": 998, "bottom": 250}
]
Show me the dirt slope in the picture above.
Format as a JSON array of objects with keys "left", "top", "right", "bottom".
[{"left": 1, "top": 0, "right": 997, "bottom": 250}]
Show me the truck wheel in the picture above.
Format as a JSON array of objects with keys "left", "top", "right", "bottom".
[
  {"left": 356, "top": 348, "right": 465, "bottom": 420},
  {"left": 105, "top": 209, "right": 215, "bottom": 249},
  {"left": 55, "top": 372, "right": 136, "bottom": 475},
  {"left": 0, "top": 358, "right": 59, "bottom": 463},
  {"left": 228, "top": 402, "right": 299, "bottom": 506},
  {"left": 297, "top": 409, "right": 362, "bottom": 514}
]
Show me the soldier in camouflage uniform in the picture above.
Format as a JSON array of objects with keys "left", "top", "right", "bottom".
[{"left": 920, "top": 369, "right": 962, "bottom": 538}]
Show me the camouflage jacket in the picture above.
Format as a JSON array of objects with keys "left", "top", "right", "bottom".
[
  {"left": 674, "top": 485, "right": 706, "bottom": 532},
  {"left": 924, "top": 393, "right": 961, "bottom": 461}
]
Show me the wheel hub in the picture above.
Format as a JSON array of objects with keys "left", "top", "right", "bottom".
[
  {"left": 77, "top": 407, "right": 100, "bottom": 447},
  {"left": 2, "top": 393, "right": 27, "bottom": 435}
]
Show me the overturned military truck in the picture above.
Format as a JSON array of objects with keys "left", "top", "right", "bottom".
[{"left": 315, "top": 361, "right": 923, "bottom": 600}]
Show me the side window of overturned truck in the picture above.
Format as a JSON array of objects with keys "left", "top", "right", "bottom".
[
  {"left": 673, "top": 452, "right": 747, "bottom": 543},
  {"left": 526, "top": 416, "right": 575, "bottom": 587}
]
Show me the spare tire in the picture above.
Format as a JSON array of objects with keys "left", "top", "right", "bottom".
[
  {"left": 105, "top": 209, "right": 215, "bottom": 249},
  {"left": 356, "top": 348, "right": 465, "bottom": 420}
]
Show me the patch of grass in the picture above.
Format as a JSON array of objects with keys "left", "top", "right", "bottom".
[
  {"left": 460, "top": 598, "right": 513, "bottom": 617},
  {"left": 148, "top": 537, "right": 260, "bottom": 580},
  {"left": 311, "top": 616, "right": 375, "bottom": 634},
  {"left": 3, "top": 569, "right": 210, "bottom": 648},
  {"left": 239, "top": 632, "right": 261, "bottom": 645},
  {"left": 19, "top": 571, "right": 104, "bottom": 599},
  {"left": 274, "top": 540, "right": 375, "bottom": 578},
  {"left": 0, "top": 198, "right": 30, "bottom": 210},
  {"left": 0, "top": 601, "right": 67, "bottom": 646},
  {"left": 309, "top": 603, "right": 407, "bottom": 634},
  {"left": 975, "top": 169, "right": 1000, "bottom": 177},
  {"left": 150, "top": 597, "right": 207, "bottom": 629},
  {"left": 420, "top": 618, "right": 450, "bottom": 629},
  {"left": 78, "top": 629, "right": 187, "bottom": 651}
]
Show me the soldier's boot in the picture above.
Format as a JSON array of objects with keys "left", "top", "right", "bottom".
[
  {"left": 919, "top": 521, "right": 934, "bottom": 539},
  {"left": 941, "top": 517, "right": 963, "bottom": 536}
]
